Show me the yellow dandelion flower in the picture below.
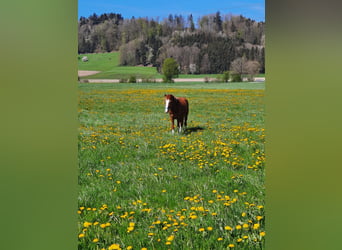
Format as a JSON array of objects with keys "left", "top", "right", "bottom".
[
  {"left": 129, "top": 222, "right": 135, "bottom": 227},
  {"left": 256, "top": 216, "right": 263, "bottom": 221},
  {"left": 78, "top": 233, "right": 85, "bottom": 238},
  {"left": 108, "top": 244, "right": 121, "bottom": 250},
  {"left": 162, "top": 189, "right": 167, "bottom": 193},
  {"left": 92, "top": 238, "right": 99, "bottom": 243},
  {"left": 243, "top": 236, "right": 249, "bottom": 239},
  {"left": 207, "top": 227, "right": 213, "bottom": 231},
  {"left": 253, "top": 223, "right": 260, "bottom": 230},
  {"left": 225, "top": 226, "right": 233, "bottom": 231},
  {"left": 165, "top": 241, "right": 171, "bottom": 245},
  {"left": 217, "top": 237, "right": 223, "bottom": 241},
  {"left": 242, "top": 223, "right": 249, "bottom": 229},
  {"left": 260, "top": 231, "right": 266, "bottom": 237},
  {"left": 237, "top": 238, "right": 243, "bottom": 242},
  {"left": 228, "top": 244, "right": 235, "bottom": 248},
  {"left": 167, "top": 235, "right": 174, "bottom": 241},
  {"left": 236, "top": 225, "right": 242, "bottom": 230},
  {"left": 148, "top": 233, "right": 154, "bottom": 236},
  {"left": 241, "top": 212, "right": 246, "bottom": 217},
  {"left": 83, "top": 221, "right": 92, "bottom": 228},
  {"left": 126, "top": 246, "right": 133, "bottom": 250},
  {"left": 141, "top": 248, "right": 147, "bottom": 250},
  {"left": 199, "top": 228, "right": 205, "bottom": 232},
  {"left": 100, "top": 223, "right": 106, "bottom": 228}
]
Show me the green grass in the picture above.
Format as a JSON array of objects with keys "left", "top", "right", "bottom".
[
  {"left": 78, "top": 52, "right": 265, "bottom": 81},
  {"left": 78, "top": 52, "right": 120, "bottom": 71},
  {"left": 78, "top": 82, "right": 265, "bottom": 249},
  {"left": 78, "top": 52, "right": 162, "bottom": 79}
]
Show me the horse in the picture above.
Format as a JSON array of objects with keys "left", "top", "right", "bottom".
[{"left": 164, "top": 94, "right": 189, "bottom": 134}]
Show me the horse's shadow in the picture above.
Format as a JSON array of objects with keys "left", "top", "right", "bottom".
[{"left": 183, "top": 126, "right": 205, "bottom": 135}]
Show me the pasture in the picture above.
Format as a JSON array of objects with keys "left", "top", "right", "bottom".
[
  {"left": 78, "top": 82, "right": 265, "bottom": 249},
  {"left": 78, "top": 52, "right": 265, "bottom": 80}
]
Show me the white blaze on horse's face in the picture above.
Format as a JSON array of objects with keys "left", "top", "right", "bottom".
[{"left": 165, "top": 99, "right": 170, "bottom": 113}]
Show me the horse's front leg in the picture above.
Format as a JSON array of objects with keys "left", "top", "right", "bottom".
[
  {"left": 177, "top": 119, "right": 182, "bottom": 133},
  {"left": 170, "top": 117, "right": 175, "bottom": 134}
]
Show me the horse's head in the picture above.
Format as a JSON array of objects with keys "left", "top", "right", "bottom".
[{"left": 164, "top": 94, "right": 176, "bottom": 113}]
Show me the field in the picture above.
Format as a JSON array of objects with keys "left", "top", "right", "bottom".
[
  {"left": 78, "top": 82, "right": 265, "bottom": 249},
  {"left": 78, "top": 52, "right": 265, "bottom": 80}
]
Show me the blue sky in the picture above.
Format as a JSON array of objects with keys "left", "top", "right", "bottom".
[{"left": 78, "top": 0, "right": 265, "bottom": 22}]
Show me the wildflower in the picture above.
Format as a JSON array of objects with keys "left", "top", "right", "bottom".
[
  {"left": 260, "top": 232, "right": 266, "bottom": 237},
  {"left": 236, "top": 225, "right": 242, "bottom": 230},
  {"left": 92, "top": 238, "right": 99, "bottom": 243},
  {"left": 241, "top": 212, "right": 246, "bottom": 217},
  {"left": 253, "top": 223, "right": 260, "bottom": 230},
  {"left": 207, "top": 227, "right": 213, "bottom": 231},
  {"left": 242, "top": 223, "right": 249, "bottom": 229},
  {"left": 78, "top": 233, "right": 85, "bottom": 238},
  {"left": 100, "top": 224, "right": 107, "bottom": 228},
  {"left": 83, "top": 221, "right": 92, "bottom": 228},
  {"left": 228, "top": 244, "right": 235, "bottom": 248},
  {"left": 199, "top": 228, "right": 205, "bottom": 232},
  {"left": 167, "top": 235, "right": 174, "bottom": 241},
  {"left": 108, "top": 244, "right": 122, "bottom": 250},
  {"left": 237, "top": 238, "right": 243, "bottom": 242},
  {"left": 225, "top": 226, "right": 233, "bottom": 231},
  {"left": 256, "top": 216, "right": 263, "bottom": 221},
  {"left": 243, "top": 236, "right": 249, "bottom": 239},
  {"left": 162, "top": 189, "right": 167, "bottom": 193},
  {"left": 127, "top": 247, "right": 133, "bottom": 250},
  {"left": 217, "top": 237, "right": 223, "bottom": 241}
]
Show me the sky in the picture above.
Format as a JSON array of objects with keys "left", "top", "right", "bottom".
[{"left": 78, "top": 0, "right": 265, "bottom": 22}]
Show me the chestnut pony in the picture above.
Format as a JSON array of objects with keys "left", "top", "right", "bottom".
[{"left": 164, "top": 94, "right": 189, "bottom": 134}]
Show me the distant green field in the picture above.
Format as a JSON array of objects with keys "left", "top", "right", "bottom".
[{"left": 78, "top": 52, "right": 265, "bottom": 80}]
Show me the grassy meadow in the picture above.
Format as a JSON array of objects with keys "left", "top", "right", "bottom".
[
  {"left": 78, "top": 82, "right": 265, "bottom": 249},
  {"left": 78, "top": 52, "right": 265, "bottom": 80}
]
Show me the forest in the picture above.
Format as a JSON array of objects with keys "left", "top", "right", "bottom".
[{"left": 78, "top": 12, "right": 265, "bottom": 74}]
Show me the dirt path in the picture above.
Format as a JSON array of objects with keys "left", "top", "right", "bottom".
[{"left": 78, "top": 70, "right": 101, "bottom": 77}]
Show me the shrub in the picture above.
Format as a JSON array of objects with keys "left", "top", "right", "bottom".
[
  {"left": 162, "top": 58, "right": 179, "bottom": 82},
  {"left": 223, "top": 71, "right": 230, "bottom": 82},
  {"left": 128, "top": 75, "right": 136, "bottom": 83},
  {"left": 231, "top": 73, "right": 242, "bottom": 82}
]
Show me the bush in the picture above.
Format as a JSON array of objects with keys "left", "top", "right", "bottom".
[
  {"left": 223, "top": 71, "right": 230, "bottom": 82},
  {"left": 128, "top": 75, "right": 136, "bottom": 83},
  {"left": 231, "top": 73, "right": 242, "bottom": 82},
  {"left": 162, "top": 58, "right": 179, "bottom": 82}
]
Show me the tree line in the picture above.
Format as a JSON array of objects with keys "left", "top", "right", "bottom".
[{"left": 78, "top": 12, "right": 265, "bottom": 74}]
